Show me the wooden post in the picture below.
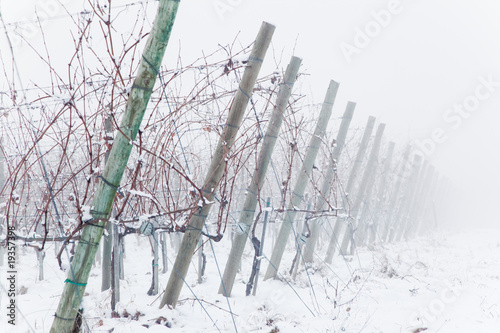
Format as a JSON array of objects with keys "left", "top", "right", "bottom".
[
  {"left": 111, "top": 223, "right": 120, "bottom": 310},
  {"left": 264, "top": 80, "right": 339, "bottom": 280},
  {"left": 339, "top": 123, "right": 385, "bottom": 255},
  {"left": 353, "top": 140, "right": 391, "bottom": 249},
  {"left": 303, "top": 101, "right": 355, "bottom": 263},
  {"left": 119, "top": 235, "right": 125, "bottom": 280},
  {"left": 171, "top": 232, "right": 181, "bottom": 253},
  {"left": 36, "top": 249, "right": 45, "bottom": 281},
  {"left": 291, "top": 202, "right": 312, "bottom": 280},
  {"left": 197, "top": 238, "right": 205, "bottom": 284},
  {"left": 324, "top": 116, "right": 376, "bottom": 264},
  {"left": 218, "top": 56, "right": 301, "bottom": 296},
  {"left": 379, "top": 145, "right": 412, "bottom": 242},
  {"left": 252, "top": 197, "right": 270, "bottom": 296},
  {"left": 160, "top": 21, "right": 275, "bottom": 308},
  {"left": 101, "top": 117, "right": 113, "bottom": 291},
  {"left": 101, "top": 223, "right": 113, "bottom": 291},
  {"left": 51, "top": 1, "right": 180, "bottom": 330},
  {"left": 148, "top": 230, "right": 159, "bottom": 295},
  {"left": 161, "top": 232, "right": 168, "bottom": 273}
]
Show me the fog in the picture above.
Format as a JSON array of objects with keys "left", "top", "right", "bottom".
[
  {"left": 2, "top": 1, "right": 500, "bottom": 331},
  {"left": 167, "top": 0, "right": 500, "bottom": 230},
  {"left": 2, "top": 0, "right": 499, "bottom": 229}
]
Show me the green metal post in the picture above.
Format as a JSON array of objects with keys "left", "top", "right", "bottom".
[{"left": 50, "top": 1, "right": 180, "bottom": 331}]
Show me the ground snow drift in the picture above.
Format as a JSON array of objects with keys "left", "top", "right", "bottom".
[{"left": 2, "top": 228, "right": 500, "bottom": 332}]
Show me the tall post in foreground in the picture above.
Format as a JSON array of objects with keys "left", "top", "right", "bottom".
[
  {"left": 50, "top": 1, "right": 180, "bottom": 331},
  {"left": 324, "top": 116, "right": 376, "bottom": 264},
  {"left": 264, "top": 80, "right": 339, "bottom": 280},
  {"left": 160, "top": 22, "right": 275, "bottom": 308},
  {"left": 339, "top": 123, "right": 385, "bottom": 255},
  {"left": 303, "top": 101, "right": 355, "bottom": 263},
  {"left": 218, "top": 56, "right": 302, "bottom": 297}
]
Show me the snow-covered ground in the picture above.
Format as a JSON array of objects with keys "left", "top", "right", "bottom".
[{"left": 2, "top": 227, "right": 500, "bottom": 332}]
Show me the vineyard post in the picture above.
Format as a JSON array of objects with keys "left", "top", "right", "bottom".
[
  {"left": 160, "top": 21, "right": 275, "bottom": 308},
  {"left": 303, "top": 101, "right": 355, "bottom": 263},
  {"left": 101, "top": 117, "right": 113, "bottom": 291},
  {"left": 339, "top": 123, "right": 385, "bottom": 255},
  {"left": 379, "top": 145, "right": 412, "bottom": 242},
  {"left": 324, "top": 116, "right": 375, "bottom": 264},
  {"left": 218, "top": 56, "right": 301, "bottom": 296},
  {"left": 252, "top": 197, "right": 270, "bottom": 296},
  {"left": 365, "top": 141, "right": 395, "bottom": 244},
  {"left": 264, "top": 80, "right": 339, "bottom": 280},
  {"left": 50, "top": 1, "right": 180, "bottom": 331}
]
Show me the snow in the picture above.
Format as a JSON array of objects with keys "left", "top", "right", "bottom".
[
  {"left": 233, "top": 223, "right": 248, "bottom": 235},
  {"left": 129, "top": 190, "right": 153, "bottom": 200},
  {"left": 3, "top": 228, "right": 500, "bottom": 332},
  {"left": 81, "top": 205, "right": 93, "bottom": 223}
]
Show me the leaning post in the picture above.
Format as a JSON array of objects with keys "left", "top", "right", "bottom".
[
  {"left": 218, "top": 56, "right": 301, "bottom": 296},
  {"left": 264, "top": 80, "right": 339, "bottom": 280},
  {"left": 339, "top": 123, "right": 385, "bottom": 255},
  {"left": 160, "top": 22, "right": 275, "bottom": 308},
  {"left": 324, "top": 116, "right": 375, "bottom": 264},
  {"left": 50, "top": 1, "right": 180, "bottom": 331},
  {"left": 303, "top": 101, "right": 355, "bottom": 263}
]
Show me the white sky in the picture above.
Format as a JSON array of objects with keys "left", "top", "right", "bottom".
[{"left": 1, "top": 0, "right": 500, "bottom": 227}]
